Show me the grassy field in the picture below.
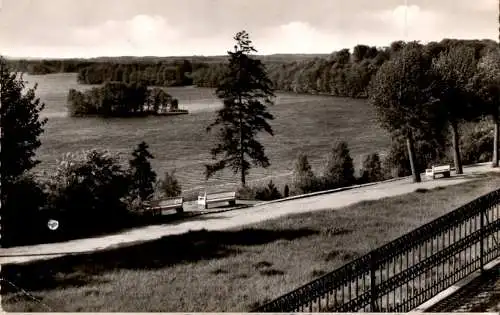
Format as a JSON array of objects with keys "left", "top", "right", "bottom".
[
  {"left": 24, "top": 73, "right": 389, "bottom": 193},
  {"left": 3, "top": 173, "right": 500, "bottom": 312}
]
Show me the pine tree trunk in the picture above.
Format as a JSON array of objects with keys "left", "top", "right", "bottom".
[
  {"left": 493, "top": 114, "right": 499, "bottom": 168},
  {"left": 450, "top": 120, "right": 463, "bottom": 174},
  {"left": 239, "top": 96, "right": 246, "bottom": 187},
  {"left": 406, "top": 132, "right": 421, "bottom": 183}
]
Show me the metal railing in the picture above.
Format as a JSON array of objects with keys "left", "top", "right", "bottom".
[{"left": 254, "top": 188, "right": 500, "bottom": 312}]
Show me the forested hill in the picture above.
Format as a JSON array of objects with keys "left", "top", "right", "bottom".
[
  {"left": 5, "top": 53, "right": 329, "bottom": 74},
  {"left": 5, "top": 39, "right": 497, "bottom": 98},
  {"left": 185, "top": 39, "right": 496, "bottom": 98}
]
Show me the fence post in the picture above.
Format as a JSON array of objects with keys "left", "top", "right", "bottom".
[
  {"left": 480, "top": 204, "right": 485, "bottom": 273},
  {"left": 370, "top": 250, "right": 378, "bottom": 312}
]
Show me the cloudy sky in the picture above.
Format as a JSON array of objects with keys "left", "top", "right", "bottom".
[{"left": 0, "top": 0, "right": 497, "bottom": 58}]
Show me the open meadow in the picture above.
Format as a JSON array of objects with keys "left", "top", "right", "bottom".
[
  {"left": 26, "top": 73, "right": 390, "bottom": 193},
  {"left": 3, "top": 173, "right": 500, "bottom": 312}
]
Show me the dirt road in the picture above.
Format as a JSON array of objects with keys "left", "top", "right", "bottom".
[{"left": 1, "top": 163, "right": 497, "bottom": 265}]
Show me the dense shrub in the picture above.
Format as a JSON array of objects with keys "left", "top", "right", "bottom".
[
  {"left": 322, "top": 141, "right": 356, "bottom": 189},
  {"left": 460, "top": 120, "right": 493, "bottom": 165},
  {"left": 1, "top": 174, "right": 48, "bottom": 247},
  {"left": 293, "top": 153, "right": 321, "bottom": 194},
  {"left": 45, "top": 150, "right": 131, "bottom": 235},
  {"left": 236, "top": 181, "right": 283, "bottom": 201},
  {"left": 157, "top": 170, "right": 182, "bottom": 198},
  {"left": 283, "top": 184, "right": 290, "bottom": 198},
  {"left": 254, "top": 180, "right": 283, "bottom": 201},
  {"left": 359, "top": 153, "right": 384, "bottom": 184},
  {"left": 383, "top": 130, "right": 450, "bottom": 178}
]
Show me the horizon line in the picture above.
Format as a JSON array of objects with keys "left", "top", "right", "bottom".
[{"left": 2, "top": 37, "right": 497, "bottom": 60}]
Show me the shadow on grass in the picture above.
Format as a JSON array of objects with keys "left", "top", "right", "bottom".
[
  {"left": 445, "top": 173, "right": 488, "bottom": 181},
  {"left": 2, "top": 207, "right": 240, "bottom": 249},
  {"left": 1, "top": 227, "right": 318, "bottom": 294},
  {"left": 415, "top": 188, "right": 429, "bottom": 193},
  {"left": 259, "top": 269, "right": 285, "bottom": 276}
]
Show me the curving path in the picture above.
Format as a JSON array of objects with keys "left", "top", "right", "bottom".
[{"left": 1, "top": 163, "right": 498, "bottom": 265}]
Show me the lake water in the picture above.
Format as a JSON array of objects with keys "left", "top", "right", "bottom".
[{"left": 23, "top": 73, "right": 390, "bottom": 192}]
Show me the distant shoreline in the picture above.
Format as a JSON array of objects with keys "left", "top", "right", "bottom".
[{"left": 70, "top": 109, "right": 189, "bottom": 118}]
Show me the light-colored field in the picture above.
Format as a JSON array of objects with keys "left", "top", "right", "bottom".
[
  {"left": 24, "top": 73, "right": 390, "bottom": 193},
  {"left": 2, "top": 170, "right": 500, "bottom": 312}
]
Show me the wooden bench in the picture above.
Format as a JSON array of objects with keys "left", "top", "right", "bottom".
[
  {"left": 197, "top": 191, "right": 236, "bottom": 209},
  {"left": 425, "top": 165, "right": 451, "bottom": 179},
  {"left": 144, "top": 196, "right": 184, "bottom": 215}
]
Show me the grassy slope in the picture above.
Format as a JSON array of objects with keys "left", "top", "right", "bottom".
[{"left": 3, "top": 173, "right": 500, "bottom": 312}]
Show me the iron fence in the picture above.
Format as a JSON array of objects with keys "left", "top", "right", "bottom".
[{"left": 254, "top": 188, "right": 500, "bottom": 312}]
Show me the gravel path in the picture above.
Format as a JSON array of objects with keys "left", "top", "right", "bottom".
[{"left": 1, "top": 163, "right": 497, "bottom": 265}]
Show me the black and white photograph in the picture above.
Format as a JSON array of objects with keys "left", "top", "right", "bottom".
[{"left": 1, "top": 0, "right": 500, "bottom": 312}]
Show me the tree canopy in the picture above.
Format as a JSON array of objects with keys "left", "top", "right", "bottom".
[
  {"left": 369, "top": 42, "right": 439, "bottom": 182},
  {"left": 432, "top": 45, "right": 479, "bottom": 174},
  {"left": 205, "top": 31, "right": 275, "bottom": 186},
  {"left": 67, "top": 82, "right": 180, "bottom": 117},
  {"left": 0, "top": 57, "right": 47, "bottom": 182}
]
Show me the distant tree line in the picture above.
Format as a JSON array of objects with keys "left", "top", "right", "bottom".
[
  {"left": 76, "top": 60, "right": 197, "bottom": 86},
  {"left": 194, "top": 39, "right": 498, "bottom": 98},
  {"left": 67, "top": 82, "right": 180, "bottom": 117},
  {"left": 6, "top": 54, "right": 327, "bottom": 75},
  {"left": 8, "top": 39, "right": 496, "bottom": 100}
]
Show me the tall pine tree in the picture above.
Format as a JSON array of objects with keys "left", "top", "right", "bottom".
[
  {"left": 129, "top": 141, "right": 157, "bottom": 200},
  {"left": 205, "top": 31, "right": 275, "bottom": 186}
]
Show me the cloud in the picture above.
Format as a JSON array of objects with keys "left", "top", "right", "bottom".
[
  {"left": 462, "top": 0, "right": 497, "bottom": 12},
  {"left": 257, "top": 5, "right": 440, "bottom": 54},
  {"left": 259, "top": 21, "right": 340, "bottom": 54},
  {"left": 0, "top": 2, "right": 497, "bottom": 58},
  {"left": 71, "top": 15, "right": 181, "bottom": 56},
  {"left": 370, "top": 5, "right": 440, "bottom": 40}
]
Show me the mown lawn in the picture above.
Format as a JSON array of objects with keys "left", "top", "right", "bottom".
[{"left": 2, "top": 173, "right": 500, "bottom": 312}]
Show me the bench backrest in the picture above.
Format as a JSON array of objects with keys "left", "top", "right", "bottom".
[
  {"left": 207, "top": 191, "right": 236, "bottom": 200},
  {"left": 199, "top": 191, "right": 236, "bottom": 201},
  {"left": 148, "top": 197, "right": 183, "bottom": 207},
  {"left": 432, "top": 165, "right": 451, "bottom": 172}
]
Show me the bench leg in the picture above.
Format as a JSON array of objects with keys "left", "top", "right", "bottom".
[
  {"left": 204, "top": 203, "right": 208, "bottom": 210},
  {"left": 444, "top": 172, "right": 450, "bottom": 178},
  {"left": 176, "top": 207, "right": 184, "bottom": 214},
  {"left": 229, "top": 200, "right": 236, "bottom": 206}
]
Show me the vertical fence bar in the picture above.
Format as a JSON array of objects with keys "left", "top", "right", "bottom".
[
  {"left": 370, "top": 250, "right": 378, "bottom": 312},
  {"left": 480, "top": 205, "right": 485, "bottom": 273}
]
